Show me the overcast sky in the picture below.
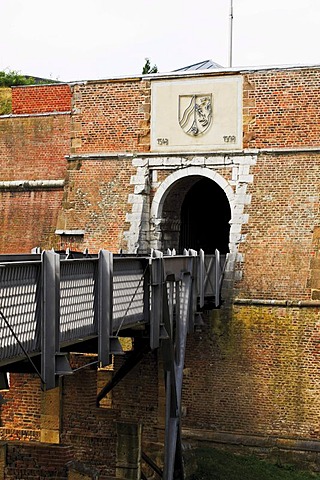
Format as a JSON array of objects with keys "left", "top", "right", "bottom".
[{"left": 1, "top": 0, "right": 320, "bottom": 82}]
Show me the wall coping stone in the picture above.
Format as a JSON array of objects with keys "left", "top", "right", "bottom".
[
  {"left": 0, "top": 111, "right": 71, "bottom": 119},
  {"left": 0, "top": 180, "right": 65, "bottom": 191},
  {"left": 182, "top": 428, "right": 320, "bottom": 452}
]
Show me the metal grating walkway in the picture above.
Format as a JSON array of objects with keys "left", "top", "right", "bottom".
[{"left": 0, "top": 247, "right": 227, "bottom": 480}]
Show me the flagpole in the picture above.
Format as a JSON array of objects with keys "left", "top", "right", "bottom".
[{"left": 229, "top": 0, "right": 233, "bottom": 67}]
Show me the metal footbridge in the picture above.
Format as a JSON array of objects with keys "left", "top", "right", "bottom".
[{"left": 0, "top": 248, "right": 226, "bottom": 480}]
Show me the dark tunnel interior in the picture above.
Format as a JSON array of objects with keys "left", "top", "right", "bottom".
[{"left": 179, "top": 178, "right": 231, "bottom": 254}]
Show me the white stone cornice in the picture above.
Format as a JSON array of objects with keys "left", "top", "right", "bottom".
[{"left": 0, "top": 180, "right": 65, "bottom": 190}]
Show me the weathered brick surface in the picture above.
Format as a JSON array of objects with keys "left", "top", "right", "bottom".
[
  {"left": 237, "top": 151, "right": 320, "bottom": 300},
  {"left": 112, "top": 351, "right": 160, "bottom": 444},
  {"left": 11, "top": 84, "right": 71, "bottom": 114},
  {"left": 5, "top": 442, "right": 72, "bottom": 479},
  {"left": 0, "top": 115, "right": 70, "bottom": 180},
  {"left": 70, "top": 80, "right": 150, "bottom": 155},
  {"left": 1, "top": 66, "right": 320, "bottom": 476},
  {"left": 0, "top": 374, "right": 41, "bottom": 442},
  {"left": 61, "top": 356, "right": 117, "bottom": 478},
  {"left": 243, "top": 68, "right": 320, "bottom": 149},
  {"left": 0, "top": 357, "right": 157, "bottom": 478},
  {"left": 0, "top": 113, "right": 70, "bottom": 253},
  {"left": 57, "top": 157, "right": 134, "bottom": 253},
  {"left": 0, "top": 189, "right": 63, "bottom": 253},
  {"left": 183, "top": 307, "right": 320, "bottom": 440}
]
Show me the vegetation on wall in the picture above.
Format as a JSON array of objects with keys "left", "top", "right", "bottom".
[
  {"left": 0, "top": 69, "right": 59, "bottom": 115},
  {"left": 0, "top": 70, "right": 36, "bottom": 87},
  {"left": 0, "top": 69, "right": 58, "bottom": 87},
  {"left": 0, "top": 88, "right": 11, "bottom": 115},
  {"left": 142, "top": 58, "right": 158, "bottom": 74}
]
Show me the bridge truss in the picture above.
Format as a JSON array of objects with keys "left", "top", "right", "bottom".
[{"left": 0, "top": 248, "right": 226, "bottom": 480}]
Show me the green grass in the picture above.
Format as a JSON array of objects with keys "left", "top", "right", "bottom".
[{"left": 184, "top": 447, "right": 320, "bottom": 480}]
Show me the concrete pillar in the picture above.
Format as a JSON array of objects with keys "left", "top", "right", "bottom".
[
  {"left": 40, "top": 385, "right": 61, "bottom": 444},
  {"left": 116, "top": 422, "right": 142, "bottom": 480}
]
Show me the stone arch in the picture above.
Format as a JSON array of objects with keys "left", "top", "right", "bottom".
[
  {"left": 150, "top": 167, "right": 235, "bottom": 253},
  {"left": 151, "top": 167, "right": 234, "bottom": 221}
]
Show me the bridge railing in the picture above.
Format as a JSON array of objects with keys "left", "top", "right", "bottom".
[
  {"left": 112, "top": 256, "right": 148, "bottom": 332},
  {"left": 0, "top": 249, "right": 227, "bottom": 389},
  {"left": 198, "top": 249, "right": 227, "bottom": 308},
  {"left": 0, "top": 260, "right": 41, "bottom": 361},
  {"left": 59, "top": 257, "right": 98, "bottom": 344}
]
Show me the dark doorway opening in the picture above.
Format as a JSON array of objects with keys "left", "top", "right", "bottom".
[{"left": 178, "top": 178, "right": 231, "bottom": 254}]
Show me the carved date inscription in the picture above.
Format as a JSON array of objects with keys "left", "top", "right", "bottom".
[
  {"left": 157, "top": 138, "right": 169, "bottom": 146},
  {"left": 223, "top": 135, "right": 236, "bottom": 143}
]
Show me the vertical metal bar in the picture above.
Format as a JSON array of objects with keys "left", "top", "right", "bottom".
[
  {"left": 215, "top": 249, "right": 220, "bottom": 308},
  {"left": 163, "top": 271, "right": 191, "bottom": 480},
  {"left": 150, "top": 250, "right": 163, "bottom": 350},
  {"left": 143, "top": 260, "right": 150, "bottom": 326},
  {"left": 174, "top": 279, "right": 180, "bottom": 356},
  {"left": 199, "top": 249, "right": 205, "bottom": 308},
  {"left": 167, "top": 280, "right": 174, "bottom": 338},
  {"left": 98, "top": 250, "right": 113, "bottom": 367},
  {"left": 176, "top": 272, "right": 191, "bottom": 370},
  {"left": 163, "top": 373, "right": 178, "bottom": 480},
  {"left": 41, "top": 250, "right": 60, "bottom": 390},
  {"left": 188, "top": 249, "right": 197, "bottom": 333}
]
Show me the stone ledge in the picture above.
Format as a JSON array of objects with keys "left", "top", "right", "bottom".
[
  {"left": 0, "top": 180, "right": 65, "bottom": 191},
  {"left": 182, "top": 428, "right": 320, "bottom": 452}
]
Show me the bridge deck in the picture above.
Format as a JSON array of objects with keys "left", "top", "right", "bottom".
[
  {"left": 0, "top": 248, "right": 226, "bottom": 480},
  {"left": 0, "top": 249, "right": 225, "bottom": 378}
]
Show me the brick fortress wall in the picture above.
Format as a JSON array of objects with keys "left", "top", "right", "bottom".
[
  {"left": 240, "top": 68, "right": 320, "bottom": 301},
  {"left": 11, "top": 84, "right": 72, "bottom": 115},
  {"left": 1, "top": 67, "right": 320, "bottom": 476},
  {"left": 0, "top": 84, "right": 71, "bottom": 253},
  {"left": 56, "top": 79, "right": 151, "bottom": 252},
  {"left": 180, "top": 68, "right": 320, "bottom": 463}
]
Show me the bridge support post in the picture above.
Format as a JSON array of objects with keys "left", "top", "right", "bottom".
[
  {"left": 116, "top": 422, "right": 142, "bottom": 480},
  {"left": 41, "top": 251, "right": 72, "bottom": 391},
  {"left": 187, "top": 249, "right": 198, "bottom": 333},
  {"left": 162, "top": 271, "right": 191, "bottom": 480},
  {"left": 198, "top": 249, "right": 205, "bottom": 308},
  {"left": 150, "top": 250, "right": 164, "bottom": 350},
  {"left": 40, "top": 381, "right": 62, "bottom": 444},
  {"left": 41, "top": 251, "right": 60, "bottom": 390},
  {"left": 97, "top": 250, "right": 113, "bottom": 367},
  {"left": 40, "top": 251, "right": 65, "bottom": 443},
  {"left": 215, "top": 249, "right": 220, "bottom": 308}
]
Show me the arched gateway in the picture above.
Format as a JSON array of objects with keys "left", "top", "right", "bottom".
[
  {"left": 3, "top": 60, "right": 320, "bottom": 479},
  {"left": 150, "top": 166, "right": 234, "bottom": 254}
]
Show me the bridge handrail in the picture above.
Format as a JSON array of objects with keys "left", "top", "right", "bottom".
[
  {"left": 0, "top": 260, "right": 41, "bottom": 362},
  {"left": 0, "top": 249, "right": 227, "bottom": 389}
]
